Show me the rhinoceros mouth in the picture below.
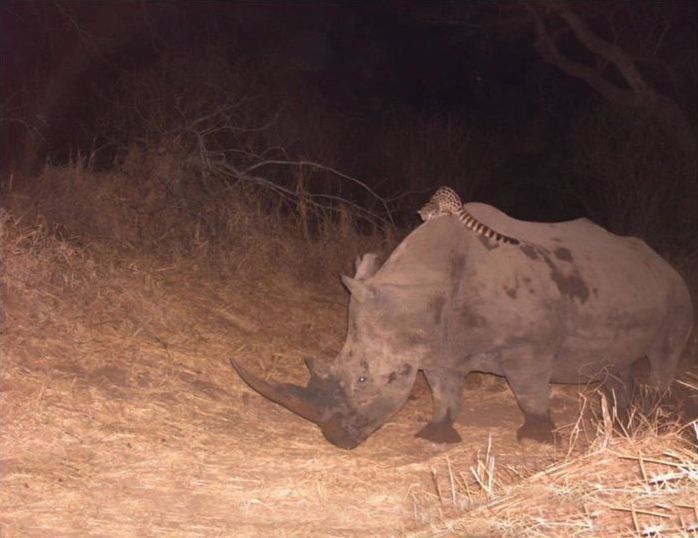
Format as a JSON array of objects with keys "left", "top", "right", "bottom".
[
  {"left": 230, "top": 358, "right": 365, "bottom": 448},
  {"left": 320, "top": 412, "right": 364, "bottom": 449}
]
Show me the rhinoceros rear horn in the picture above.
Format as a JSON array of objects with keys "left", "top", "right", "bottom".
[
  {"left": 354, "top": 253, "right": 380, "bottom": 280},
  {"left": 230, "top": 358, "right": 323, "bottom": 424}
]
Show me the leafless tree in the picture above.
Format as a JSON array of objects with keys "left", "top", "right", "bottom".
[
  {"left": 412, "top": 0, "right": 696, "bottom": 160},
  {"left": 523, "top": 1, "right": 696, "bottom": 159}
]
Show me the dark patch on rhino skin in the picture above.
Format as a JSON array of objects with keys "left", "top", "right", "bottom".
[
  {"left": 478, "top": 235, "right": 499, "bottom": 251},
  {"left": 460, "top": 306, "right": 486, "bottom": 328},
  {"left": 503, "top": 335, "right": 544, "bottom": 348},
  {"left": 540, "top": 253, "right": 590, "bottom": 304},
  {"left": 388, "top": 364, "right": 413, "bottom": 384},
  {"left": 551, "top": 268, "right": 589, "bottom": 304},
  {"left": 406, "top": 332, "right": 428, "bottom": 346},
  {"left": 359, "top": 359, "right": 368, "bottom": 370},
  {"left": 519, "top": 244, "right": 539, "bottom": 260},
  {"left": 593, "top": 287, "right": 598, "bottom": 297},
  {"left": 450, "top": 254, "right": 466, "bottom": 297},
  {"left": 553, "top": 247, "right": 573, "bottom": 262},
  {"left": 428, "top": 294, "right": 447, "bottom": 325},
  {"left": 504, "top": 285, "right": 517, "bottom": 299},
  {"left": 450, "top": 254, "right": 465, "bottom": 280},
  {"left": 521, "top": 275, "right": 536, "bottom": 295}
]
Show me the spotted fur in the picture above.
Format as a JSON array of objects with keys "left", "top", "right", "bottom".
[{"left": 419, "top": 186, "right": 520, "bottom": 245}]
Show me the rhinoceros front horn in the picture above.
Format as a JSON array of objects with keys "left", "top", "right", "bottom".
[{"left": 229, "top": 358, "right": 323, "bottom": 424}]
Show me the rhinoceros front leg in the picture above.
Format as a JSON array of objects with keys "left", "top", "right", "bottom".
[
  {"left": 501, "top": 350, "right": 556, "bottom": 443},
  {"left": 415, "top": 369, "right": 465, "bottom": 444}
]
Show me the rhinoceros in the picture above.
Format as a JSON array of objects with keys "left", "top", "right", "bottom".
[{"left": 231, "top": 203, "right": 694, "bottom": 449}]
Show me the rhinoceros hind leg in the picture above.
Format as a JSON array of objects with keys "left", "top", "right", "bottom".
[
  {"left": 501, "top": 350, "right": 556, "bottom": 443},
  {"left": 602, "top": 367, "right": 634, "bottom": 414},
  {"left": 416, "top": 411, "right": 462, "bottom": 444}
]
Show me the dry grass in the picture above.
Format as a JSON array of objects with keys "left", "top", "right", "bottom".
[
  {"left": 1, "top": 161, "right": 696, "bottom": 536},
  {"left": 4, "top": 154, "right": 394, "bottom": 285},
  {"left": 413, "top": 400, "right": 698, "bottom": 537}
]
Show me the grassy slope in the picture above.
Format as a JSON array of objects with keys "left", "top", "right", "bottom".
[{"left": 1, "top": 162, "right": 696, "bottom": 536}]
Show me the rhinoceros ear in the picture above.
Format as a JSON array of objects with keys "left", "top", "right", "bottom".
[
  {"left": 341, "top": 275, "right": 375, "bottom": 302},
  {"left": 354, "top": 253, "right": 381, "bottom": 281}
]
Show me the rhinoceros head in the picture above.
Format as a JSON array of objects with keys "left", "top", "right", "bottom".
[{"left": 231, "top": 253, "right": 436, "bottom": 449}]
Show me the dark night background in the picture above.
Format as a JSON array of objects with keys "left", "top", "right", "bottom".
[{"left": 2, "top": 1, "right": 697, "bottom": 247}]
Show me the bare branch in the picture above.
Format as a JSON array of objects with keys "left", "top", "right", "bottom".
[
  {"left": 523, "top": 1, "right": 695, "bottom": 158},
  {"left": 547, "top": 3, "right": 652, "bottom": 95},
  {"left": 242, "top": 159, "right": 393, "bottom": 223},
  {"left": 212, "top": 161, "right": 392, "bottom": 227},
  {"left": 524, "top": 2, "right": 654, "bottom": 108}
]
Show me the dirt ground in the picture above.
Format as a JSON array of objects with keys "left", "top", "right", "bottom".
[
  {"left": 1, "top": 196, "right": 696, "bottom": 537},
  {"left": 0, "top": 226, "right": 582, "bottom": 536}
]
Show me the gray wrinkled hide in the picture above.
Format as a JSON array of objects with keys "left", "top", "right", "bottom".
[{"left": 327, "top": 204, "right": 693, "bottom": 445}]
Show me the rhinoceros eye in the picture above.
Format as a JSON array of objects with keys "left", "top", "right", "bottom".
[{"left": 358, "top": 376, "right": 367, "bottom": 383}]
